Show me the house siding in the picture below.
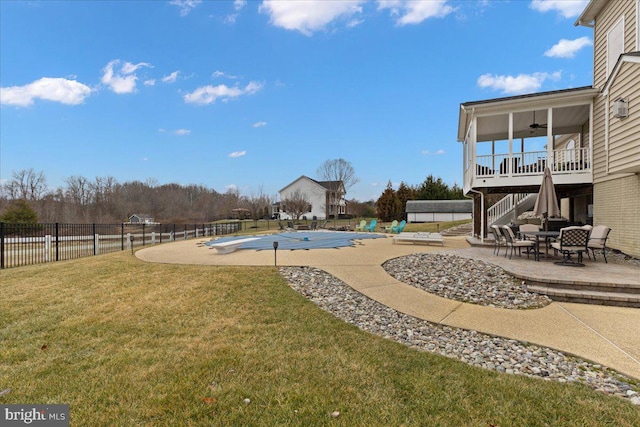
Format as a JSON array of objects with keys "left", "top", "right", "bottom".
[
  {"left": 594, "top": 0, "right": 636, "bottom": 89},
  {"left": 607, "top": 61, "right": 640, "bottom": 174},
  {"left": 280, "top": 177, "right": 328, "bottom": 220},
  {"left": 593, "top": 175, "right": 640, "bottom": 257}
]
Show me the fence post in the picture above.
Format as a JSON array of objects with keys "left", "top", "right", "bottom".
[
  {"left": 173, "top": 224, "right": 176, "bottom": 241},
  {"left": 93, "top": 224, "right": 97, "bottom": 256},
  {"left": 142, "top": 223, "right": 146, "bottom": 246},
  {"left": 159, "top": 224, "right": 163, "bottom": 244},
  {"left": 151, "top": 231, "right": 156, "bottom": 245},
  {"left": 45, "top": 235, "right": 52, "bottom": 262},
  {"left": 0, "top": 222, "right": 4, "bottom": 269},
  {"left": 121, "top": 223, "right": 124, "bottom": 251},
  {"left": 95, "top": 233, "right": 100, "bottom": 255},
  {"left": 55, "top": 223, "right": 59, "bottom": 262}
]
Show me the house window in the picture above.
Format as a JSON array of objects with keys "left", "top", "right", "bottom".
[{"left": 607, "top": 17, "right": 624, "bottom": 78}]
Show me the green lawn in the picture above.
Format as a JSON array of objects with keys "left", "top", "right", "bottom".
[{"left": 1, "top": 252, "right": 638, "bottom": 426}]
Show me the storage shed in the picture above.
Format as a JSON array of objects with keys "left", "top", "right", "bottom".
[{"left": 406, "top": 200, "right": 472, "bottom": 223}]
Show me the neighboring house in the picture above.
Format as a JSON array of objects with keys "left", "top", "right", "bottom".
[
  {"left": 128, "top": 214, "right": 155, "bottom": 224},
  {"left": 457, "top": 0, "right": 639, "bottom": 257},
  {"left": 278, "top": 175, "right": 346, "bottom": 220},
  {"left": 406, "top": 200, "right": 472, "bottom": 223}
]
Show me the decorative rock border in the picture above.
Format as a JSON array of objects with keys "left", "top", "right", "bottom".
[
  {"left": 382, "top": 253, "right": 552, "bottom": 309},
  {"left": 280, "top": 266, "right": 639, "bottom": 404}
]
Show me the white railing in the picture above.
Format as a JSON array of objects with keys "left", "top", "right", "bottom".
[
  {"left": 472, "top": 148, "right": 589, "bottom": 179},
  {"left": 551, "top": 147, "right": 589, "bottom": 173},
  {"left": 487, "top": 193, "right": 534, "bottom": 226}
]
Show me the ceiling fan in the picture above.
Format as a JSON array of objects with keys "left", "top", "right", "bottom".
[{"left": 529, "top": 111, "right": 547, "bottom": 130}]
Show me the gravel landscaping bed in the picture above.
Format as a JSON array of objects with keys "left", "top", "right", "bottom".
[{"left": 280, "top": 266, "right": 640, "bottom": 404}]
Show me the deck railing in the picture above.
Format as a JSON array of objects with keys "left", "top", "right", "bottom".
[{"left": 473, "top": 147, "right": 589, "bottom": 178}]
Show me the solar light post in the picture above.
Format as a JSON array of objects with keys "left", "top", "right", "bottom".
[{"left": 273, "top": 241, "right": 278, "bottom": 266}]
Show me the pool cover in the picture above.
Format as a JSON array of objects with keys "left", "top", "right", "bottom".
[{"left": 205, "top": 231, "right": 385, "bottom": 251}]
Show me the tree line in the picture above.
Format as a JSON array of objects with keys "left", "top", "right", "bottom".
[
  {"left": 375, "top": 175, "right": 464, "bottom": 222},
  {"left": 0, "top": 169, "right": 273, "bottom": 224}
]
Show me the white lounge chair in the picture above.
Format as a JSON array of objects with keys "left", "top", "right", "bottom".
[{"left": 392, "top": 232, "right": 444, "bottom": 246}]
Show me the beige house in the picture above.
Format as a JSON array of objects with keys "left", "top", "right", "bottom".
[{"left": 457, "top": 0, "right": 639, "bottom": 257}]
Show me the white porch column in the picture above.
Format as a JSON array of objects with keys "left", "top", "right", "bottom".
[
  {"left": 547, "top": 108, "right": 553, "bottom": 169},
  {"left": 508, "top": 112, "right": 513, "bottom": 174}
]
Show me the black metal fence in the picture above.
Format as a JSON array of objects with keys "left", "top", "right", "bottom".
[{"left": 0, "top": 221, "right": 248, "bottom": 269}]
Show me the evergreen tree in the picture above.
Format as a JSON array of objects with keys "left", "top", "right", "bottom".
[
  {"left": 0, "top": 199, "right": 38, "bottom": 223},
  {"left": 375, "top": 181, "right": 396, "bottom": 222}
]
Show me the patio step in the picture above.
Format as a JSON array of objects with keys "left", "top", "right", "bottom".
[{"left": 527, "top": 284, "right": 640, "bottom": 308}]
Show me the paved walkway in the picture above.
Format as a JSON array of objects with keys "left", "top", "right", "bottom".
[{"left": 136, "top": 234, "right": 640, "bottom": 380}]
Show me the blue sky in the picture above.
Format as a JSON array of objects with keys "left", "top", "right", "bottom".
[{"left": 1, "top": 0, "right": 594, "bottom": 202}]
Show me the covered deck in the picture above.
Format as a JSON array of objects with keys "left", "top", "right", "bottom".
[{"left": 458, "top": 87, "right": 599, "bottom": 192}]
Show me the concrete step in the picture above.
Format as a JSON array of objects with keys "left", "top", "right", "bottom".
[{"left": 528, "top": 285, "right": 640, "bottom": 308}]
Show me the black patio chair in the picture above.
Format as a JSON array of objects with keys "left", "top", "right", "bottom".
[{"left": 550, "top": 227, "right": 590, "bottom": 267}]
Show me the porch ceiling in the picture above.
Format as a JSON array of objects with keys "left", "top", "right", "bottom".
[{"left": 457, "top": 87, "right": 599, "bottom": 142}]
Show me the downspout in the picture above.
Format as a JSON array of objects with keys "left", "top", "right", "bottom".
[{"left": 465, "top": 188, "right": 484, "bottom": 243}]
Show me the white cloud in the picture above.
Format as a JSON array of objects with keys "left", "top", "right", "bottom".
[
  {"left": 259, "top": 0, "right": 365, "bottom": 36},
  {"left": 477, "top": 71, "right": 562, "bottom": 95},
  {"left": 530, "top": 0, "right": 589, "bottom": 19},
  {"left": 144, "top": 79, "right": 156, "bottom": 86},
  {"left": 378, "top": 0, "right": 454, "bottom": 25},
  {"left": 162, "top": 71, "right": 180, "bottom": 83},
  {"left": 170, "top": 0, "right": 202, "bottom": 16},
  {"left": 421, "top": 149, "right": 446, "bottom": 156},
  {"left": 234, "top": 0, "right": 246, "bottom": 11},
  {"left": 183, "top": 81, "right": 262, "bottom": 105},
  {"left": 544, "top": 37, "right": 592, "bottom": 58},
  {"left": 1, "top": 77, "right": 92, "bottom": 107},
  {"left": 252, "top": 121, "right": 267, "bottom": 128},
  {"left": 212, "top": 70, "right": 239, "bottom": 80},
  {"left": 229, "top": 151, "right": 246, "bottom": 158},
  {"left": 159, "top": 128, "right": 191, "bottom": 135},
  {"left": 101, "top": 60, "right": 152, "bottom": 94}
]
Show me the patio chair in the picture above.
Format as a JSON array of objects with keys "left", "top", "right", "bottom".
[
  {"left": 490, "top": 225, "right": 506, "bottom": 256},
  {"left": 355, "top": 219, "right": 367, "bottom": 232},
  {"left": 384, "top": 220, "right": 398, "bottom": 233},
  {"left": 587, "top": 225, "right": 611, "bottom": 263},
  {"left": 550, "top": 226, "right": 590, "bottom": 267},
  {"left": 519, "top": 223, "right": 542, "bottom": 253},
  {"left": 364, "top": 219, "right": 378, "bottom": 232},
  {"left": 390, "top": 220, "right": 406, "bottom": 234},
  {"left": 501, "top": 225, "right": 535, "bottom": 259}
]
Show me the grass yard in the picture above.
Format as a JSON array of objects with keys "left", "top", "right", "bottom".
[{"left": 1, "top": 251, "right": 639, "bottom": 426}]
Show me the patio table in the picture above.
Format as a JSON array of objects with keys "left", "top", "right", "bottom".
[{"left": 523, "top": 231, "right": 560, "bottom": 261}]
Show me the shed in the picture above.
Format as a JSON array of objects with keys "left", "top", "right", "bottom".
[{"left": 406, "top": 200, "right": 472, "bottom": 223}]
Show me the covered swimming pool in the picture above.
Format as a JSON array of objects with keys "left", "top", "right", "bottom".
[{"left": 205, "top": 231, "right": 385, "bottom": 251}]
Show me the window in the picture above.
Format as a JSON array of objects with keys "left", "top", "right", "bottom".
[{"left": 607, "top": 17, "right": 625, "bottom": 78}]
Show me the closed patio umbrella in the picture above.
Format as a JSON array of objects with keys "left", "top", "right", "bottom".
[{"left": 533, "top": 167, "right": 561, "bottom": 229}]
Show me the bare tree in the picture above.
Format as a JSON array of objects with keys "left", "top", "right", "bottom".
[
  {"left": 316, "top": 158, "right": 359, "bottom": 191},
  {"left": 4, "top": 169, "right": 48, "bottom": 200},
  {"left": 281, "top": 189, "right": 311, "bottom": 220},
  {"left": 243, "top": 186, "right": 274, "bottom": 222},
  {"left": 316, "top": 159, "right": 358, "bottom": 218}
]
